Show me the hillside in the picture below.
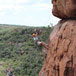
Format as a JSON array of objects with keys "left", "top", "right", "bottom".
[{"left": 0, "top": 25, "right": 53, "bottom": 76}]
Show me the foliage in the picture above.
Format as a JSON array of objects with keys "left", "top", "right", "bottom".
[{"left": 0, "top": 25, "right": 53, "bottom": 76}]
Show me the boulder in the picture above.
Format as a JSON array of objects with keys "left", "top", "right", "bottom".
[
  {"left": 52, "top": 0, "right": 76, "bottom": 19},
  {"left": 39, "top": 20, "right": 76, "bottom": 76}
]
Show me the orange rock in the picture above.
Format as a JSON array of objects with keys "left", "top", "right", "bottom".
[
  {"left": 52, "top": 0, "right": 76, "bottom": 19},
  {"left": 39, "top": 20, "right": 76, "bottom": 76}
]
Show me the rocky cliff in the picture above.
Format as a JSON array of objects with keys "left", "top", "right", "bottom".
[
  {"left": 39, "top": 0, "right": 76, "bottom": 76},
  {"left": 52, "top": 0, "right": 76, "bottom": 19}
]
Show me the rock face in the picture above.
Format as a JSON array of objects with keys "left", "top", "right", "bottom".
[
  {"left": 39, "top": 20, "right": 76, "bottom": 76},
  {"left": 39, "top": 0, "right": 76, "bottom": 76},
  {"left": 52, "top": 0, "right": 76, "bottom": 19}
]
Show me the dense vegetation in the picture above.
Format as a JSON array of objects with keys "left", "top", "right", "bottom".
[{"left": 0, "top": 25, "right": 53, "bottom": 76}]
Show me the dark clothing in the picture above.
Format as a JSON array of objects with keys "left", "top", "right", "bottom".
[{"left": 6, "top": 69, "right": 13, "bottom": 76}]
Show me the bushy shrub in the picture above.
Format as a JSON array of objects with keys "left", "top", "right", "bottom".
[{"left": 0, "top": 25, "right": 53, "bottom": 76}]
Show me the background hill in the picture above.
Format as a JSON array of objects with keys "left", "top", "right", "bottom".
[{"left": 0, "top": 25, "right": 53, "bottom": 76}]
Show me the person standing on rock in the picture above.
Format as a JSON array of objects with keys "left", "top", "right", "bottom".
[
  {"left": 6, "top": 68, "right": 14, "bottom": 76},
  {"left": 5, "top": 64, "right": 14, "bottom": 76}
]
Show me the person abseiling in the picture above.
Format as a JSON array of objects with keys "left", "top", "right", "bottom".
[
  {"left": 32, "top": 30, "right": 48, "bottom": 58},
  {"left": 32, "top": 32, "right": 48, "bottom": 49}
]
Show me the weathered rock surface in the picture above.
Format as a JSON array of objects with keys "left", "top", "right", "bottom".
[
  {"left": 39, "top": 20, "right": 76, "bottom": 76},
  {"left": 52, "top": 0, "right": 76, "bottom": 19}
]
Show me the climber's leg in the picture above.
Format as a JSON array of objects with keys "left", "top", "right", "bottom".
[
  {"left": 36, "top": 41, "right": 41, "bottom": 45},
  {"left": 39, "top": 41, "right": 48, "bottom": 49}
]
